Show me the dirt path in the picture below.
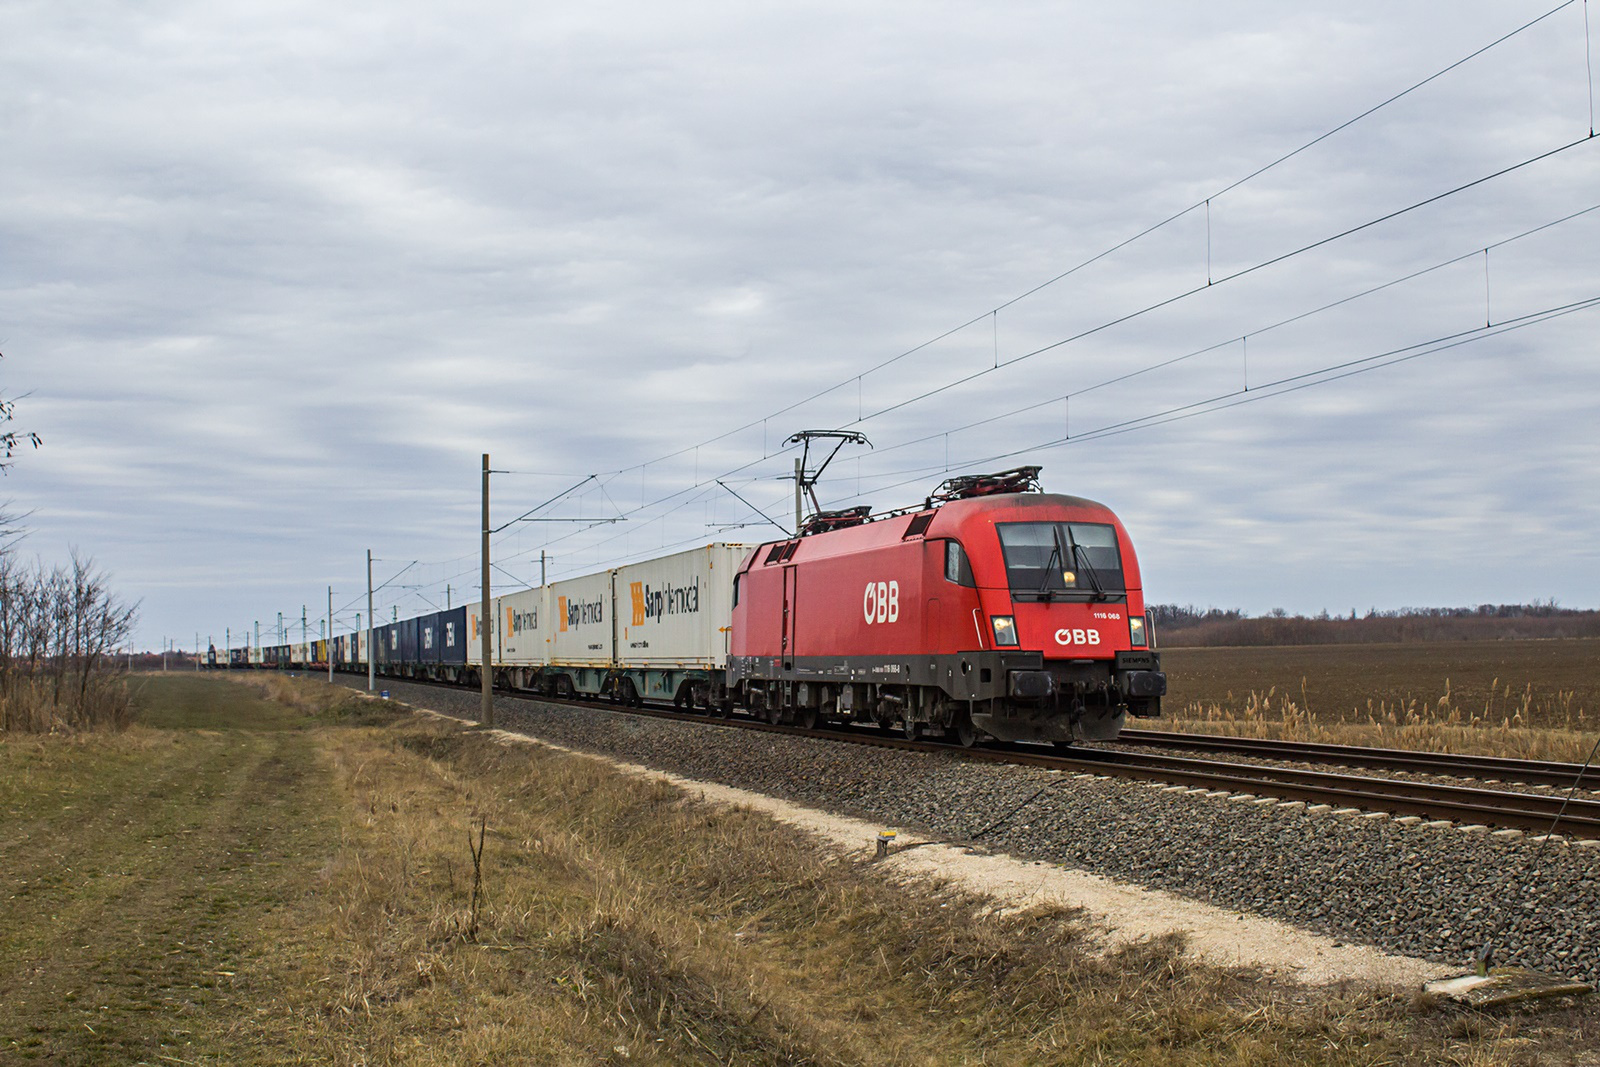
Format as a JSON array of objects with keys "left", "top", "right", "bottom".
[{"left": 0, "top": 678, "right": 334, "bottom": 1065}]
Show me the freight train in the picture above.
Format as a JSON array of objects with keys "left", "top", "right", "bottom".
[{"left": 214, "top": 467, "right": 1166, "bottom": 744}]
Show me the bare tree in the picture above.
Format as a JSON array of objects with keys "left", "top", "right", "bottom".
[
  {"left": 0, "top": 350, "right": 41, "bottom": 472},
  {"left": 0, "top": 350, "right": 39, "bottom": 551},
  {"left": 0, "top": 354, "right": 138, "bottom": 730},
  {"left": 0, "top": 552, "right": 138, "bottom": 731},
  {"left": 70, "top": 552, "right": 137, "bottom": 712}
]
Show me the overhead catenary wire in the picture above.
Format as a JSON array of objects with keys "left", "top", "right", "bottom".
[
  {"left": 300, "top": 283, "right": 1589, "bottom": 619},
  {"left": 406, "top": 285, "right": 1600, "bottom": 594},
  {"left": 489, "top": 474, "right": 599, "bottom": 535},
  {"left": 414, "top": 448, "right": 797, "bottom": 594},
  {"left": 820, "top": 293, "right": 1600, "bottom": 506},
  {"left": 849, "top": 201, "right": 1600, "bottom": 467},
  {"left": 328, "top": 559, "right": 419, "bottom": 618},
  {"left": 298, "top": 6, "right": 1598, "bottom": 615},
  {"left": 403, "top": 131, "right": 1600, "bottom": 599},
  {"left": 717, "top": 479, "right": 792, "bottom": 536},
  {"left": 834, "top": 134, "right": 1599, "bottom": 435},
  {"left": 472, "top": 3, "right": 1582, "bottom": 490},
  {"left": 197, "top": 10, "right": 1592, "bottom": 653},
  {"left": 395, "top": 272, "right": 1595, "bottom": 598}
]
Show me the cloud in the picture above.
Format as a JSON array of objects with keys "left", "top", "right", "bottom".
[{"left": 0, "top": 0, "right": 1596, "bottom": 646}]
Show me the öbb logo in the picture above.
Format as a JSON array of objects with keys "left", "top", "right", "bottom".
[
  {"left": 863, "top": 581, "right": 900, "bottom": 624},
  {"left": 1055, "top": 628, "right": 1101, "bottom": 646}
]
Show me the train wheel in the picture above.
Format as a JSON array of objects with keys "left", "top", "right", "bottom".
[
  {"left": 619, "top": 678, "right": 641, "bottom": 707},
  {"left": 796, "top": 706, "right": 818, "bottom": 730},
  {"left": 903, "top": 719, "right": 922, "bottom": 741},
  {"left": 952, "top": 715, "right": 978, "bottom": 748},
  {"left": 765, "top": 702, "right": 783, "bottom": 725}
]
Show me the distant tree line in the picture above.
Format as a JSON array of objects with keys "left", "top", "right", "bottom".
[
  {"left": 1149, "top": 601, "right": 1600, "bottom": 647},
  {"left": 0, "top": 552, "right": 138, "bottom": 731}
]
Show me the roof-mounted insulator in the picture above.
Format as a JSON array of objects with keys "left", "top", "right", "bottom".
[
  {"left": 925, "top": 466, "right": 1043, "bottom": 507},
  {"left": 800, "top": 505, "right": 873, "bottom": 536}
]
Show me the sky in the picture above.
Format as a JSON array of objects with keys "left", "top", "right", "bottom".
[{"left": 2, "top": 1, "right": 1597, "bottom": 651}]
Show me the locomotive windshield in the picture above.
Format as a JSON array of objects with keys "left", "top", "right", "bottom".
[{"left": 997, "top": 522, "right": 1125, "bottom": 600}]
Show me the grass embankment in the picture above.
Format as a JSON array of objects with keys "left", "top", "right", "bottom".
[
  {"left": 3, "top": 674, "right": 1593, "bottom": 1064},
  {"left": 1161, "top": 639, "right": 1600, "bottom": 761}
]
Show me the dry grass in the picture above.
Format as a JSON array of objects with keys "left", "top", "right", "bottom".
[
  {"left": 0, "top": 671, "right": 134, "bottom": 733},
  {"left": 1162, "top": 640, "right": 1600, "bottom": 761},
  {"left": 4, "top": 673, "right": 1596, "bottom": 1064},
  {"left": 277, "top": 716, "right": 1474, "bottom": 1065},
  {"left": 0, "top": 674, "right": 348, "bottom": 1064},
  {"left": 221, "top": 669, "right": 374, "bottom": 717}
]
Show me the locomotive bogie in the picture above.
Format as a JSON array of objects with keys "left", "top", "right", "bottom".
[{"left": 547, "top": 665, "right": 611, "bottom": 698}]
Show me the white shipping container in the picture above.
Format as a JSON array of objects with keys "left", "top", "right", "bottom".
[
  {"left": 614, "top": 544, "right": 746, "bottom": 670},
  {"left": 498, "top": 586, "right": 549, "bottom": 666},
  {"left": 466, "top": 603, "right": 494, "bottom": 666},
  {"left": 547, "top": 570, "right": 615, "bottom": 667}
]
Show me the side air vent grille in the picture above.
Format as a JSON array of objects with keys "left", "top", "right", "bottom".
[{"left": 764, "top": 541, "right": 801, "bottom": 564}]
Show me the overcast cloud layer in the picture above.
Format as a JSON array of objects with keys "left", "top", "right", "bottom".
[{"left": 2, "top": 1, "right": 1597, "bottom": 650}]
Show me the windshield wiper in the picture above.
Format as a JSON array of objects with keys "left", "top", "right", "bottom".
[
  {"left": 1035, "top": 536, "right": 1063, "bottom": 600},
  {"left": 1064, "top": 527, "right": 1108, "bottom": 601}
]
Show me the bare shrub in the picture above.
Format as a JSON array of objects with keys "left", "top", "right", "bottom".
[{"left": 0, "top": 551, "right": 138, "bottom": 732}]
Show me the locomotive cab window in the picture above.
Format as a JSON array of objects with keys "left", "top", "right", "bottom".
[
  {"left": 732, "top": 573, "right": 742, "bottom": 608},
  {"left": 943, "top": 540, "right": 975, "bottom": 587},
  {"left": 997, "top": 522, "right": 1125, "bottom": 600}
]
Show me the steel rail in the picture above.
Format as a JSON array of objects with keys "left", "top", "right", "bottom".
[
  {"left": 1046, "top": 748, "right": 1600, "bottom": 836},
  {"left": 334, "top": 671, "right": 1600, "bottom": 837},
  {"left": 1116, "top": 728, "right": 1594, "bottom": 789}
]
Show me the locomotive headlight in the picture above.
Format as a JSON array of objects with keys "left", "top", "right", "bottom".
[
  {"left": 1129, "top": 616, "right": 1147, "bottom": 647},
  {"left": 991, "top": 615, "right": 1019, "bottom": 647}
]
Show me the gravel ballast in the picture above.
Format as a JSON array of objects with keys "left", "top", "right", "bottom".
[{"left": 351, "top": 677, "right": 1600, "bottom": 984}]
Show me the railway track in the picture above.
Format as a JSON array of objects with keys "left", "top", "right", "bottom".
[
  {"left": 1117, "top": 728, "right": 1597, "bottom": 790},
  {"left": 338, "top": 672, "right": 1600, "bottom": 838}
]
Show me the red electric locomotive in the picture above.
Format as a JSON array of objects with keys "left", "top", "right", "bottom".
[{"left": 728, "top": 467, "right": 1166, "bottom": 744}]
